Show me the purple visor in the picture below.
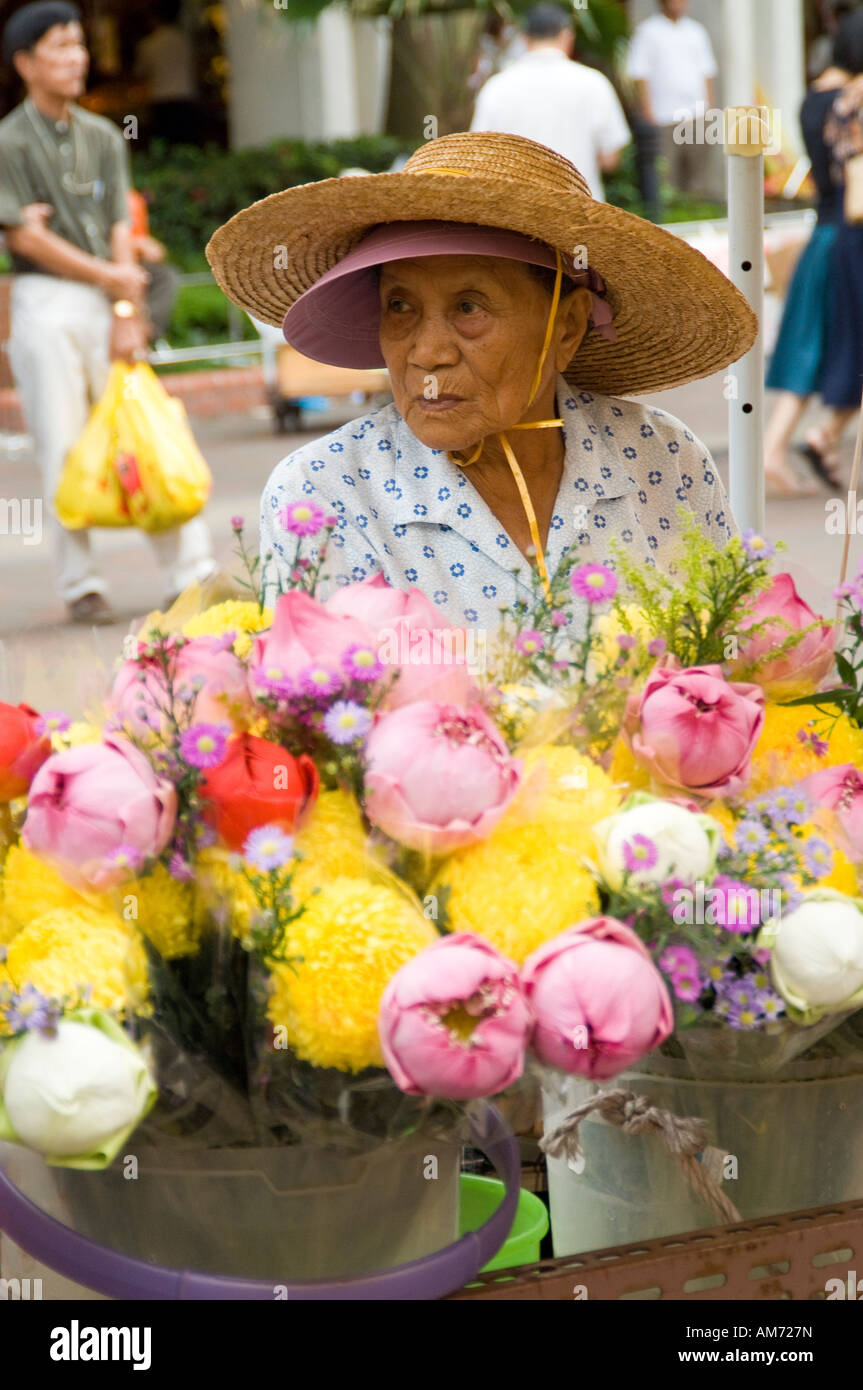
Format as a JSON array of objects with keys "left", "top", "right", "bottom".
[{"left": 281, "top": 220, "right": 615, "bottom": 368}]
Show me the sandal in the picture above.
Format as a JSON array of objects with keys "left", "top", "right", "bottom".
[
  {"left": 763, "top": 466, "right": 820, "bottom": 499},
  {"left": 796, "top": 438, "right": 845, "bottom": 492}
]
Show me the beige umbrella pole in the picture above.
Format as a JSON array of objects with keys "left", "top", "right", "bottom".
[{"left": 835, "top": 381, "right": 863, "bottom": 621}]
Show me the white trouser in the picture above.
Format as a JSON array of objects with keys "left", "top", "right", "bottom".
[{"left": 7, "top": 275, "right": 214, "bottom": 604}]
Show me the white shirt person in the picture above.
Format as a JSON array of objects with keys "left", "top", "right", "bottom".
[
  {"left": 471, "top": 14, "right": 630, "bottom": 202},
  {"left": 626, "top": 1, "right": 718, "bottom": 129}
]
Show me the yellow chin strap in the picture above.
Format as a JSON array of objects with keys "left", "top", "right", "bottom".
[{"left": 445, "top": 243, "right": 564, "bottom": 605}]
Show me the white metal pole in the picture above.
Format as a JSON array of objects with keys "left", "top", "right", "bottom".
[{"left": 725, "top": 107, "right": 769, "bottom": 534}]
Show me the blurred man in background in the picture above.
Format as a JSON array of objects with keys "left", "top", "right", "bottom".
[
  {"left": 627, "top": 0, "right": 718, "bottom": 205},
  {"left": 470, "top": 3, "right": 630, "bottom": 201},
  {"left": 0, "top": 1, "right": 213, "bottom": 622}
]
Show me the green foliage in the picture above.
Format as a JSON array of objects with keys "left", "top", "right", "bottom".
[
  {"left": 609, "top": 509, "right": 779, "bottom": 669},
  {"left": 133, "top": 135, "right": 416, "bottom": 270}
]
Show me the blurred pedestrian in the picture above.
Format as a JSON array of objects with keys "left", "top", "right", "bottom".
[
  {"left": 763, "top": 34, "right": 854, "bottom": 496},
  {"left": 470, "top": 3, "right": 630, "bottom": 201},
  {"left": 803, "top": 10, "right": 863, "bottom": 489},
  {"left": 0, "top": 1, "right": 214, "bottom": 623},
  {"left": 626, "top": 0, "right": 718, "bottom": 207},
  {"left": 468, "top": 11, "right": 525, "bottom": 94},
  {"left": 134, "top": 0, "right": 200, "bottom": 147}
]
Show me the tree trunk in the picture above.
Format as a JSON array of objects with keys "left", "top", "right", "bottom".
[{"left": 385, "top": 11, "right": 485, "bottom": 141}]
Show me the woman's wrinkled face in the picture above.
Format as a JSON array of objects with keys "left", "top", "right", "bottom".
[{"left": 377, "top": 255, "right": 591, "bottom": 452}]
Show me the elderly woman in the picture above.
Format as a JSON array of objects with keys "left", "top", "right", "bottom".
[{"left": 207, "top": 132, "right": 755, "bottom": 630}]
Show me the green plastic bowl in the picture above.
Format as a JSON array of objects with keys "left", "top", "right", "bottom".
[{"left": 459, "top": 1173, "right": 549, "bottom": 1272}]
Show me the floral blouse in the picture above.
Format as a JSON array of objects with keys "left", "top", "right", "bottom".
[{"left": 260, "top": 376, "right": 736, "bottom": 634}]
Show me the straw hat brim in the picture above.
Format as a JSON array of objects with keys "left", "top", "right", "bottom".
[{"left": 206, "top": 168, "right": 757, "bottom": 398}]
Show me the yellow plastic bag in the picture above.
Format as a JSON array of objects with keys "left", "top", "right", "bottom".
[{"left": 56, "top": 363, "right": 212, "bottom": 533}]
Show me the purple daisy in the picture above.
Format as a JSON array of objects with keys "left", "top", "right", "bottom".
[
  {"left": 277, "top": 500, "right": 327, "bottom": 537},
  {"left": 251, "top": 663, "right": 295, "bottom": 700},
  {"left": 341, "top": 643, "right": 385, "bottom": 683},
  {"left": 647, "top": 637, "right": 667, "bottom": 658},
  {"left": 102, "top": 844, "right": 144, "bottom": 875},
  {"left": 741, "top": 529, "right": 776, "bottom": 562},
  {"left": 672, "top": 973, "right": 702, "bottom": 1003},
  {"left": 659, "top": 944, "right": 699, "bottom": 978},
  {"left": 5, "top": 985, "right": 62, "bottom": 1037},
  {"left": 35, "top": 710, "right": 70, "bottom": 737},
  {"left": 711, "top": 875, "right": 762, "bottom": 932},
  {"left": 570, "top": 562, "right": 618, "bottom": 604},
  {"left": 514, "top": 630, "right": 544, "bottom": 656},
  {"left": 622, "top": 834, "right": 659, "bottom": 873},
  {"left": 243, "top": 824, "right": 295, "bottom": 872},
  {"left": 801, "top": 834, "right": 832, "bottom": 879},
  {"left": 727, "top": 1003, "right": 761, "bottom": 1031},
  {"left": 735, "top": 818, "right": 769, "bottom": 853},
  {"left": 180, "top": 723, "right": 230, "bottom": 769},
  {"left": 755, "top": 989, "right": 785, "bottom": 1021},
  {"left": 323, "top": 700, "right": 372, "bottom": 744},
  {"left": 298, "top": 663, "right": 343, "bottom": 698},
  {"left": 168, "top": 852, "right": 195, "bottom": 882}
]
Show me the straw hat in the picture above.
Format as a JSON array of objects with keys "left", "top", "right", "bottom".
[{"left": 206, "top": 131, "right": 757, "bottom": 397}]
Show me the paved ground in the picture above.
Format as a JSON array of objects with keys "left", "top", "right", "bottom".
[{"left": 1, "top": 377, "right": 860, "bottom": 715}]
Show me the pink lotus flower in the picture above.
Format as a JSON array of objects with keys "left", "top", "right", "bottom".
[
  {"left": 22, "top": 735, "right": 177, "bottom": 890},
  {"left": 364, "top": 701, "right": 521, "bottom": 853},
  {"left": 379, "top": 933, "right": 531, "bottom": 1099},
  {"left": 521, "top": 917, "right": 673, "bottom": 1080},
  {"left": 729, "top": 574, "right": 835, "bottom": 696},
  {"left": 112, "top": 636, "right": 251, "bottom": 737},
  {"left": 802, "top": 763, "right": 863, "bottom": 862},
  {"left": 624, "top": 662, "right": 765, "bottom": 798},
  {"left": 250, "top": 591, "right": 377, "bottom": 699},
  {"left": 326, "top": 575, "right": 476, "bottom": 709}
]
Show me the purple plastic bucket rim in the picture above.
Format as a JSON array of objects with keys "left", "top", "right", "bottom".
[{"left": 0, "top": 1103, "right": 520, "bottom": 1300}]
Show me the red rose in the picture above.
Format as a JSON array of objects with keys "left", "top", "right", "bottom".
[
  {"left": 0, "top": 702, "right": 51, "bottom": 802},
  {"left": 198, "top": 734, "right": 319, "bottom": 851}
]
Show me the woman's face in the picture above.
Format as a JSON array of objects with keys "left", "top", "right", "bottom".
[{"left": 377, "top": 255, "right": 591, "bottom": 452}]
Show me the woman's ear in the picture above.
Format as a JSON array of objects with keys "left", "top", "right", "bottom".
[{"left": 555, "top": 287, "right": 593, "bottom": 370}]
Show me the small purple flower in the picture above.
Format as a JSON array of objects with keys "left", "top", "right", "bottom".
[
  {"left": 752, "top": 946, "right": 771, "bottom": 966},
  {"left": 243, "top": 824, "right": 295, "bottom": 872},
  {"left": 341, "top": 643, "right": 385, "bottom": 683},
  {"left": 755, "top": 989, "right": 785, "bottom": 1020},
  {"left": 231, "top": 515, "right": 245, "bottom": 531},
  {"left": 616, "top": 633, "right": 636, "bottom": 651},
  {"left": 323, "top": 700, "right": 372, "bottom": 744},
  {"left": 298, "top": 663, "right": 343, "bottom": 697},
  {"left": 711, "top": 875, "right": 762, "bottom": 931},
  {"left": 35, "top": 710, "right": 70, "bottom": 737},
  {"left": 660, "top": 875, "right": 687, "bottom": 909},
  {"left": 168, "top": 852, "right": 195, "bottom": 882},
  {"left": 622, "top": 834, "right": 659, "bottom": 873},
  {"left": 768, "top": 786, "right": 811, "bottom": 825},
  {"left": 514, "top": 629, "right": 544, "bottom": 656},
  {"left": 797, "top": 727, "right": 829, "bottom": 758},
  {"left": 727, "top": 1003, "right": 761, "bottom": 1030},
  {"left": 252, "top": 663, "right": 295, "bottom": 700},
  {"left": 551, "top": 610, "right": 569, "bottom": 628},
  {"left": 659, "top": 944, "right": 699, "bottom": 978},
  {"left": 196, "top": 821, "right": 218, "bottom": 849},
  {"left": 736, "top": 818, "right": 769, "bottom": 853},
  {"left": 647, "top": 637, "right": 666, "bottom": 658},
  {"left": 801, "top": 834, "right": 832, "bottom": 879},
  {"left": 741, "top": 528, "right": 776, "bottom": 562},
  {"left": 570, "top": 562, "right": 618, "bottom": 604},
  {"left": 102, "top": 844, "right": 144, "bottom": 875},
  {"left": 5, "top": 985, "right": 62, "bottom": 1037},
  {"left": 672, "top": 973, "right": 702, "bottom": 1003},
  {"left": 277, "top": 500, "right": 327, "bottom": 537},
  {"left": 214, "top": 630, "right": 238, "bottom": 653},
  {"left": 180, "top": 723, "right": 230, "bottom": 769}
]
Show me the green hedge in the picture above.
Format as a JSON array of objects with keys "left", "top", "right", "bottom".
[{"left": 134, "top": 136, "right": 417, "bottom": 270}]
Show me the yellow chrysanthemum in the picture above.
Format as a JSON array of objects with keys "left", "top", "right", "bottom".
[
  {"left": 608, "top": 735, "right": 653, "bottom": 795},
  {"left": 0, "top": 844, "right": 112, "bottom": 945},
  {"left": 182, "top": 602, "right": 273, "bottom": 661},
  {"left": 125, "top": 862, "right": 198, "bottom": 959},
  {"left": 433, "top": 823, "right": 600, "bottom": 965},
  {"left": 266, "top": 877, "right": 437, "bottom": 1072},
  {"left": 748, "top": 703, "right": 863, "bottom": 795},
  {"left": 50, "top": 721, "right": 102, "bottom": 752},
  {"left": 499, "top": 744, "right": 623, "bottom": 836},
  {"left": 291, "top": 789, "right": 376, "bottom": 901},
  {"left": 0, "top": 906, "right": 149, "bottom": 1025}
]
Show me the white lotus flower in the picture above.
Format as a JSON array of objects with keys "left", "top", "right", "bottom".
[
  {"left": 2, "top": 1019, "right": 153, "bottom": 1158},
  {"left": 593, "top": 796, "right": 721, "bottom": 892},
  {"left": 759, "top": 890, "right": 863, "bottom": 1021}
]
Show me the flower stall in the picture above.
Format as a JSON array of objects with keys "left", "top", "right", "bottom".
[{"left": 1, "top": 503, "right": 863, "bottom": 1295}]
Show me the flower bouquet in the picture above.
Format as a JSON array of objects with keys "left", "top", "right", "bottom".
[{"left": 2, "top": 502, "right": 863, "bottom": 1283}]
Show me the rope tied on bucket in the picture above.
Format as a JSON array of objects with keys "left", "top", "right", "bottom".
[{"left": 539, "top": 1087, "right": 742, "bottom": 1227}]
